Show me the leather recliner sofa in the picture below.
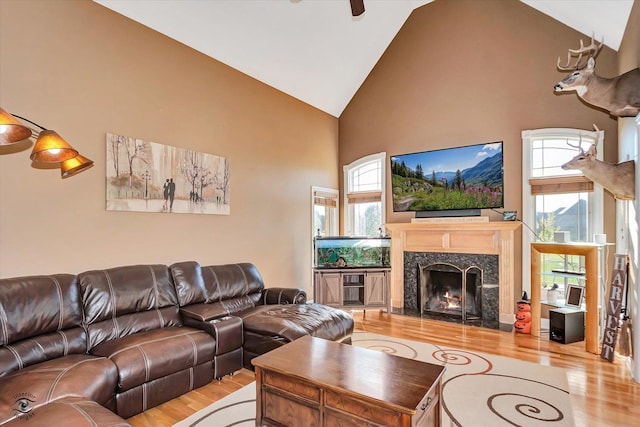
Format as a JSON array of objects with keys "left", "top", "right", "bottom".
[{"left": 0, "top": 262, "right": 354, "bottom": 426}]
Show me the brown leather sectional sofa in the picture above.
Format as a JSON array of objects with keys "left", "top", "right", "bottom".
[{"left": 0, "top": 262, "right": 354, "bottom": 426}]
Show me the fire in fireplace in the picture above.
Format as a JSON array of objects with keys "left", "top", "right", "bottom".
[{"left": 419, "top": 264, "right": 482, "bottom": 322}]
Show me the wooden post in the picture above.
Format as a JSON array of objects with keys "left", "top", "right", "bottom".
[{"left": 600, "top": 254, "right": 629, "bottom": 362}]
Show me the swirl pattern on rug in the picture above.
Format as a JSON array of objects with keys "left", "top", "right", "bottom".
[
  {"left": 173, "top": 332, "right": 574, "bottom": 427},
  {"left": 351, "top": 332, "right": 574, "bottom": 427}
]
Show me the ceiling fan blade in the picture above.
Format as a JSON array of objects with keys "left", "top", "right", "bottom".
[{"left": 350, "top": 0, "right": 365, "bottom": 16}]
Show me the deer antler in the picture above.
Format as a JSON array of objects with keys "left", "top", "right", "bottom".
[
  {"left": 557, "top": 34, "right": 604, "bottom": 71},
  {"left": 566, "top": 140, "right": 585, "bottom": 154}
]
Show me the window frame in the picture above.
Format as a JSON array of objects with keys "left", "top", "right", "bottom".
[
  {"left": 521, "top": 128, "right": 604, "bottom": 295},
  {"left": 343, "top": 152, "right": 386, "bottom": 237}
]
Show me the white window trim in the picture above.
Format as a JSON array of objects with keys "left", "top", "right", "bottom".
[
  {"left": 343, "top": 152, "right": 386, "bottom": 236},
  {"left": 521, "top": 128, "right": 604, "bottom": 295},
  {"left": 311, "top": 186, "right": 339, "bottom": 298}
]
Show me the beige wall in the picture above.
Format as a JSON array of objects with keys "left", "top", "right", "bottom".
[
  {"left": 339, "top": 0, "right": 621, "bottom": 301},
  {"left": 618, "top": 0, "right": 640, "bottom": 71},
  {"left": 0, "top": 0, "right": 339, "bottom": 292}
]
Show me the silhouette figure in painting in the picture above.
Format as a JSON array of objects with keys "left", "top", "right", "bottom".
[
  {"left": 168, "top": 178, "right": 176, "bottom": 211},
  {"left": 162, "top": 179, "right": 170, "bottom": 211}
]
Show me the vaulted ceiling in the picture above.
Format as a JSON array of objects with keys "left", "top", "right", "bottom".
[{"left": 94, "top": 0, "right": 635, "bottom": 117}]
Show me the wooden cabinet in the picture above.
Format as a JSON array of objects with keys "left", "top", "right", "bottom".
[{"left": 314, "top": 268, "right": 390, "bottom": 312}]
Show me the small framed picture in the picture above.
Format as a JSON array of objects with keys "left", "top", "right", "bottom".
[{"left": 565, "top": 284, "right": 585, "bottom": 309}]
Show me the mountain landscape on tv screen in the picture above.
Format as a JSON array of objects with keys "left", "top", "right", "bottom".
[{"left": 391, "top": 147, "right": 503, "bottom": 212}]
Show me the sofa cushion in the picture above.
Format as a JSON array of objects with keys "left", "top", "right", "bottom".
[
  {"left": 170, "top": 261, "right": 207, "bottom": 306},
  {"left": 1, "top": 397, "right": 131, "bottom": 427},
  {"left": 240, "top": 303, "right": 354, "bottom": 342},
  {"left": 171, "top": 262, "right": 265, "bottom": 306},
  {"left": 0, "top": 354, "right": 118, "bottom": 424},
  {"left": 0, "top": 274, "right": 86, "bottom": 377},
  {"left": 79, "top": 264, "right": 181, "bottom": 350},
  {"left": 89, "top": 326, "right": 215, "bottom": 392}
]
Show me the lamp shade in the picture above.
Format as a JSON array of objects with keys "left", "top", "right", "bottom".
[
  {"left": 0, "top": 107, "right": 32, "bottom": 145},
  {"left": 61, "top": 154, "right": 94, "bottom": 178},
  {"left": 30, "top": 129, "right": 78, "bottom": 163}
]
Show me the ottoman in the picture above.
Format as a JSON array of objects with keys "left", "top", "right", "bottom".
[{"left": 239, "top": 303, "right": 354, "bottom": 369}]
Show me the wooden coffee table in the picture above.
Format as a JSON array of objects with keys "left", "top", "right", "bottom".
[{"left": 252, "top": 335, "right": 445, "bottom": 426}]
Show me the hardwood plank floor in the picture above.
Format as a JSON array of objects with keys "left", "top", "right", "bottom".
[{"left": 128, "top": 311, "right": 638, "bottom": 426}]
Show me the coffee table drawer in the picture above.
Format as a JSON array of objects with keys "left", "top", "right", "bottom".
[
  {"left": 263, "top": 370, "right": 321, "bottom": 402},
  {"left": 325, "top": 390, "right": 403, "bottom": 425},
  {"left": 413, "top": 383, "right": 440, "bottom": 426},
  {"left": 262, "top": 388, "right": 320, "bottom": 427}
]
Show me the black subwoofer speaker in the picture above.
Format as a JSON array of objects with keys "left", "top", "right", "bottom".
[{"left": 549, "top": 308, "right": 584, "bottom": 344}]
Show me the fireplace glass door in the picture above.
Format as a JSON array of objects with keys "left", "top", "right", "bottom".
[{"left": 420, "top": 264, "right": 482, "bottom": 321}]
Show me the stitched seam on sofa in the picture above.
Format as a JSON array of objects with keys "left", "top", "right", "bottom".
[
  {"left": 5, "top": 345, "right": 23, "bottom": 370},
  {"left": 206, "top": 266, "right": 222, "bottom": 302},
  {"left": 138, "top": 345, "right": 151, "bottom": 383},
  {"left": 106, "top": 330, "right": 205, "bottom": 359},
  {"left": 0, "top": 299, "right": 9, "bottom": 345},
  {"left": 45, "top": 358, "right": 107, "bottom": 402},
  {"left": 50, "top": 276, "right": 64, "bottom": 331},
  {"left": 143, "top": 381, "right": 148, "bottom": 412},
  {"left": 235, "top": 264, "right": 249, "bottom": 295},
  {"left": 186, "top": 334, "right": 198, "bottom": 365},
  {"left": 148, "top": 266, "right": 165, "bottom": 327},
  {"left": 102, "top": 271, "right": 120, "bottom": 337},
  {"left": 57, "top": 330, "right": 69, "bottom": 356},
  {"left": 189, "top": 366, "right": 194, "bottom": 389},
  {"left": 68, "top": 401, "right": 99, "bottom": 427}
]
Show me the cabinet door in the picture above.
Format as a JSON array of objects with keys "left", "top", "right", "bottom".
[
  {"left": 317, "top": 273, "right": 342, "bottom": 306},
  {"left": 364, "top": 272, "right": 387, "bottom": 306}
]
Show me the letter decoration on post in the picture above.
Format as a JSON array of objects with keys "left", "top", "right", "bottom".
[{"left": 600, "top": 254, "right": 629, "bottom": 362}]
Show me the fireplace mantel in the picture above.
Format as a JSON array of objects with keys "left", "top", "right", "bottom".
[{"left": 385, "top": 221, "right": 521, "bottom": 326}]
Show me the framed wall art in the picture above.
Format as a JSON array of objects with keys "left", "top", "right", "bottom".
[{"left": 105, "top": 132, "right": 230, "bottom": 215}]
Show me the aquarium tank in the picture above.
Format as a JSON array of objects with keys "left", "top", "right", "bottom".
[{"left": 314, "top": 237, "right": 391, "bottom": 268}]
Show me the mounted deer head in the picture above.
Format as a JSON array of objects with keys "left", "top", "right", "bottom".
[
  {"left": 554, "top": 35, "right": 640, "bottom": 117},
  {"left": 561, "top": 140, "right": 635, "bottom": 200}
]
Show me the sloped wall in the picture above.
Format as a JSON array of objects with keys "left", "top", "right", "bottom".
[
  {"left": 339, "top": 0, "right": 620, "bottom": 304},
  {"left": 0, "top": 0, "right": 339, "bottom": 293}
]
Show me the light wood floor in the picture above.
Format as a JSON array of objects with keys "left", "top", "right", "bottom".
[{"left": 128, "top": 311, "right": 638, "bottom": 426}]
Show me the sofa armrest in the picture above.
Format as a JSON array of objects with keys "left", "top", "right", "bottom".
[
  {"left": 180, "top": 303, "right": 229, "bottom": 322},
  {"left": 261, "top": 288, "right": 307, "bottom": 305}
]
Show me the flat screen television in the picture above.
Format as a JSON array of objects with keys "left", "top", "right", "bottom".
[{"left": 390, "top": 141, "right": 504, "bottom": 216}]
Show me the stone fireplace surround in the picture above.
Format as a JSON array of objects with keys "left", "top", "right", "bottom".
[
  {"left": 404, "top": 251, "right": 499, "bottom": 328},
  {"left": 385, "top": 221, "right": 521, "bottom": 329}
]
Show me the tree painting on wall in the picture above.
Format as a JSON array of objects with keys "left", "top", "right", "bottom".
[{"left": 105, "top": 132, "right": 230, "bottom": 215}]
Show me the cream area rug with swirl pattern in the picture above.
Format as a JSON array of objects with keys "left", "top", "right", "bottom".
[{"left": 174, "top": 331, "right": 574, "bottom": 427}]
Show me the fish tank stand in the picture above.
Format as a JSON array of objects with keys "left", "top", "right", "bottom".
[{"left": 313, "top": 237, "right": 391, "bottom": 312}]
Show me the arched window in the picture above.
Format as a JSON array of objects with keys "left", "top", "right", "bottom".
[
  {"left": 521, "top": 128, "right": 604, "bottom": 300},
  {"left": 343, "top": 152, "right": 386, "bottom": 236}
]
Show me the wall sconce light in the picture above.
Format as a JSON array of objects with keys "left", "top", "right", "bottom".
[
  {"left": 61, "top": 154, "right": 94, "bottom": 178},
  {"left": 0, "top": 106, "right": 93, "bottom": 178}
]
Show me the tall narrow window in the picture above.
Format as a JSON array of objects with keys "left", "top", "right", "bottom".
[
  {"left": 343, "top": 152, "right": 386, "bottom": 236},
  {"left": 521, "top": 128, "right": 604, "bottom": 300},
  {"left": 312, "top": 186, "right": 339, "bottom": 237}
]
